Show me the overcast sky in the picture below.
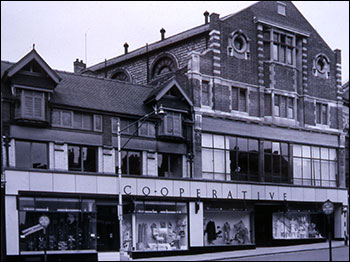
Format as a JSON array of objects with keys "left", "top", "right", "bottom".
[{"left": 1, "top": 1, "right": 349, "bottom": 84}]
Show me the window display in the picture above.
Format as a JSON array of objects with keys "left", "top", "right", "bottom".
[
  {"left": 272, "top": 212, "right": 324, "bottom": 239},
  {"left": 203, "top": 206, "right": 253, "bottom": 246},
  {"left": 134, "top": 201, "right": 188, "bottom": 251},
  {"left": 19, "top": 197, "right": 97, "bottom": 253}
]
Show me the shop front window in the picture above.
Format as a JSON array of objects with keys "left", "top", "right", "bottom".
[
  {"left": 203, "top": 203, "right": 254, "bottom": 246},
  {"left": 19, "top": 197, "right": 97, "bottom": 253},
  {"left": 133, "top": 201, "right": 188, "bottom": 251},
  {"left": 272, "top": 212, "right": 325, "bottom": 239}
]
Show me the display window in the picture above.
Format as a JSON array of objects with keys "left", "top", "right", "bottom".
[
  {"left": 272, "top": 212, "right": 325, "bottom": 239},
  {"left": 19, "top": 197, "right": 97, "bottom": 253},
  {"left": 203, "top": 203, "right": 254, "bottom": 246},
  {"left": 133, "top": 201, "right": 188, "bottom": 251}
]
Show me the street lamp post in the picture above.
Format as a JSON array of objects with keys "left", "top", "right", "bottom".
[
  {"left": 322, "top": 199, "right": 334, "bottom": 262},
  {"left": 116, "top": 105, "right": 165, "bottom": 258}
]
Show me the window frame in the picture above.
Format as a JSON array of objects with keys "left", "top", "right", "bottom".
[
  {"left": 20, "top": 89, "right": 46, "bottom": 121},
  {"left": 15, "top": 140, "right": 49, "bottom": 169},
  {"left": 231, "top": 86, "right": 248, "bottom": 113},
  {"left": 52, "top": 109, "right": 99, "bottom": 131},
  {"left": 160, "top": 111, "right": 182, "bottom": 137},
  {"left": 68, "top": 145, "right": 98, "bottom": 173},
  {"left": 201, "top": 80, "right": 211, "bottom": 107},
  {"left": 270, "top": 30, "right": 295, "bottom": 66},
  {"left": 115, "top": 149, "right": 142, "bottom": 176},
  {"left": 315, "top": 102, "right": 329, "bottom": 126},
  {"left": 157, "top": 153, "right": 183, "bottom": 178}
]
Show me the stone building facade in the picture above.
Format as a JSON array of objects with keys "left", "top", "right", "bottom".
[{"left": 1, "top": 1, "right": 348, "bottom": 261}]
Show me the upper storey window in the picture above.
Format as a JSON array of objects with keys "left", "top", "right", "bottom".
[
  {"left": 110, "top": 70, "right": 131, "bottom": 82},
  {"left": 272, "top": 32, "right": 294, "bottom": 65},
  {"left": 313, "top": 54, "right": 330, "bottom": 79},
  {"left": 277, "top": 2, "right": 286, "bottom": 16},
  {"left": 15, "top": 89, "right": 46, "bottom": 121},
  {"left": 159, "top": 111, "right": 182, "bottom": 137},
  {"left": 264, "top": 29, "right": 295, "bottom": 66},
  {"left": 228, "top": 30, "right": 250, "bottom": 59},
  {"left": 151, "top": 56, "right": 177, "bottom": 79}
]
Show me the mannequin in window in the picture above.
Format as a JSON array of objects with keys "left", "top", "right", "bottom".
[{"left": 205, "top": 219, "right": 216, "bottom": 244}]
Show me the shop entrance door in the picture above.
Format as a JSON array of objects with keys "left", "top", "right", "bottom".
[
  {"left": 96, "top": 205, "right": 120, "bottom": 251},
  {"left": 254, "top": 205, "right": 273, "bottom": 246}
]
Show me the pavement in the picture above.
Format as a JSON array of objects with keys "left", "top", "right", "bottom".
[{"left": 131, "top": 241, "right": 347, "bottom": 261}]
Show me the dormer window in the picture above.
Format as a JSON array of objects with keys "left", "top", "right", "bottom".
[
  {"left": 160, "top": 111, "right": 182, "bottom": 137},
  {"left": 277, "top": 2, "right": 286, "bottom": 16},
  {"left": 15, "top": 88, "right": 47, "bottom": 121}
]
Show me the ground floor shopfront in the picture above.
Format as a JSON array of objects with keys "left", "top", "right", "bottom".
[{"left": 4, "top": 170, "right": 348, "bottom": 260}]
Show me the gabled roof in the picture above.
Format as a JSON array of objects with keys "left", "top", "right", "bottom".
[
  {"left": 5, "top": 49, "right": 61, "bottom": 84},
  {"left": 51, "top": 70, "right": 154, "bottom": 117},
  {"left": 84, "top": 23, "right": 210, "bottom": 72},
  {"left": 144, "top": 76, "right": 193, "bottom": 107}
]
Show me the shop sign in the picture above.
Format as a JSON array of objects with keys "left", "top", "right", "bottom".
[{"left": 122, "top": 183, "right": 288, "bottom": 201}]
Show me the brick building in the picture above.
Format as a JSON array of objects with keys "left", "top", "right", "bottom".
[{"left": 1, "top": 1, "right": 348, "bottom": 261}]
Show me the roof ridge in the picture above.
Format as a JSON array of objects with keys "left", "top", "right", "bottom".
[{"left": 56, "top": 69, "right": 153, "bottom": 89}]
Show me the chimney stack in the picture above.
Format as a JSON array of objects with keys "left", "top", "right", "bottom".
[
  {"left": 73, "top": 58, "right": 86, "bottom": 73},
  {"left": 160, "top": 28, "right": 166, "bottom": 40},
  {"left": 124, "top": 42, "right": 129, "bottom": 54},
  {"left": 204, "top": 11, "right": 209, "bottom": 24}
]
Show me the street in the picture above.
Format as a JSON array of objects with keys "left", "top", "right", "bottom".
[{"left": 221, "top": 246, "right": 349, "bottom": 261}]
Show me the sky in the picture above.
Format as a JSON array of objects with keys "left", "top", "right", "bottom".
[{"left": 1, "top": 1, "right": 349, "bottom": 84}]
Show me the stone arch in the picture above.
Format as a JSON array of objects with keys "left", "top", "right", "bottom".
[
  {"left": 110, "top": 68, "right": 132, "bottom": 82},
  {"left": 150, "top": 53, "right": 179, "bottom": 79}
]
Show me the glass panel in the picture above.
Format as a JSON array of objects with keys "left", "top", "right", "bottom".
[
  {"left": 52, "top": 110, "right": 61, "bottom": 125},
  {"left": 287, "top": 97, "right": 294, "bottom": 118},
  {"left": 293, "top": 158, "right": 302, "bottom": 184},
  {"left": 312, "top": 147, "right": 320, "bottom": 159},
  {"left": 204, "top": 210, "right": 251, "bottom": 246},
  {"left": 148, "top": 123, "right": 156, "bottom": 137},
  {"left": 112, "top": 117, "right": 118, "bottom": 133},
  {"left": 229, "top": 137, "right": 237, "bottom": 150},
  {"left": 302, "top": 146, "right": 311, "bottom": 158},
  {"left": 139, "top": 123, "right": 148, "bottom": 136},
  {"left": 249, "top": 153, "right": 259, "bottom": 176},
  {"left": 34, "top": 97, "right": 42, "bottom": 117},
  {"left": 273, "top": 155, "right": 280, "bottom": 174},
  {"left": 167, "top": 115, "right": 173, "bottom": 134},
  {"left": 128, "top": 151, "right": 141, "bottom": 175},
  {"left": 249, "top": 139, "right": 259, "bottom": 152},
  {"left": 158, "top": 154, "right": 166, "bottom": 177},
  {"left": 273, "top": 44, "right": 279, "bottom": 61},
  {"left": 303, "top": 159, "right": 312, "bottom": 185},
  {"left": 293, "top": 145, "right": 302, "bottom": 157},
  {"left": 237, "top": 138, "right": 248, "bottom": 152},
  {"left": 169, "top": 154, "right": 182, "bottom": 178},
  {"left": 213, "top": 135, "right": 225, "bottom": 149},
  {"left": 239, "top": 89, "right": 246, "bottom": 112},
  {"left": 83, "top": 114, "right": 92, "bottom": 130},
  {"left": 279, "top": 46, "right": 285, "bottom": 63},
  {"left": 281, "top": 143, "right": 288, "bottom": 156},
  {"left": 316, "top": 104, "right": 321, "bottom": 124},
  {"left": 313, "top": 160, "right": 321, "bottom": 184},
  {"left": 121, "top": 151, "right": 128, "bottom": 174},
  {"left": 94, "top": 115, "right": 102, "bottom": 131},
  {"left": 62, "top": 111, "right": 72, "bottom": 127},
  {"left": 32, "top": 142, "right": 48, "bottom": 169},
  {"left": 202, "top": 81, "right": 210, "bottom": 106},
  {"left": 214, "top": 150, "right": 225, "bottom": 173},
  {"left": 73, "top": 113, "right": 83, "bottom": 129},
  {"left": 264, "top": 141, "right": 272, "bottom": 153},
  {"left": 321, "top": 160, "right": 329, "bottom": 185},
  {"left": 321, "top": 148, "right": 329, "bottom": 159},
  {"left": 321, "top": 105, "right": 327, "bottom": 124},
  {"left": 16, "top": 141, "right": 31, "bottom": 168},
  {"left": 329, "top": 161, "right": 337, "bottom": 185},
  {"left": 68, "top": 146, "right": 81, "bottom": 171},
  {"left": 202, "top": 149, "right": 214, "bottom": 172},
  {"left": 231, "top": 87, "right": 238, "bottom": 111},
  {"left": 286, "top": 47, "right": 292, "bottom": 65},
  {"left": 329, "top": 149, "right": 337, "bottom": 160},
  {"left": 272, "top": 142, "right": 281, "bottom": 155},
  {"left": 202, "top": 133, "right": 213, "bottom": 148}
]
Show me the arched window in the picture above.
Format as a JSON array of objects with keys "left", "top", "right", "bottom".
[
  {"left": 110, "top": 70, "right": 131, "bottom": 82},
  {"left": 151, "top": 55, "right": 177, "bottom": 79},
  {"left": 313, "top": 54, "right": 330, "bottom": 79}
]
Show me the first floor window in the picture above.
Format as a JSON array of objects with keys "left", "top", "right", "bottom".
[
  {"left": 16, "top": 140, "right": 48, "bottom": 169},
  {"left": 116, "top": 150, "right": 141, "bottom": 175},
  {"left": 158, "top": 153, "right": 183, "bottom": 178},
  {"left": 232, "top": 87, "right": 247, "bottom": 112},
  {"left": 316, "top": 102, "right": 328, "bottom": 125},
  {"left": 68, "top": 145, "right": 97, "bottom": 172},
  {"left": 161, "top": 111, "right": 182, "bottom": 137},
  {"left": 293, "top": 145, "right": 337, "bottom": 187},
  {"left": 264, "top": 141, "right": 290, "bottom": 183},
  {"left": 202, "top": 81, "right": 210, "bottom": 106}
]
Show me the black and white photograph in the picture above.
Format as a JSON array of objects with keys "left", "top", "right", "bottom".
[{"left": 1, "top": 1, "right": 349, "bottom": 261}]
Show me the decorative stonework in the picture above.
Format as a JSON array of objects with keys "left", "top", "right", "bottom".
[
  {"left": 301, "top": 38, "right": 308, "bottom": 94},
  {"left": 209, "top": 30, "right": 221, "bottom": 77},
  {"left": 257, "top": 24, "right": 264, "bottom": 87}
]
